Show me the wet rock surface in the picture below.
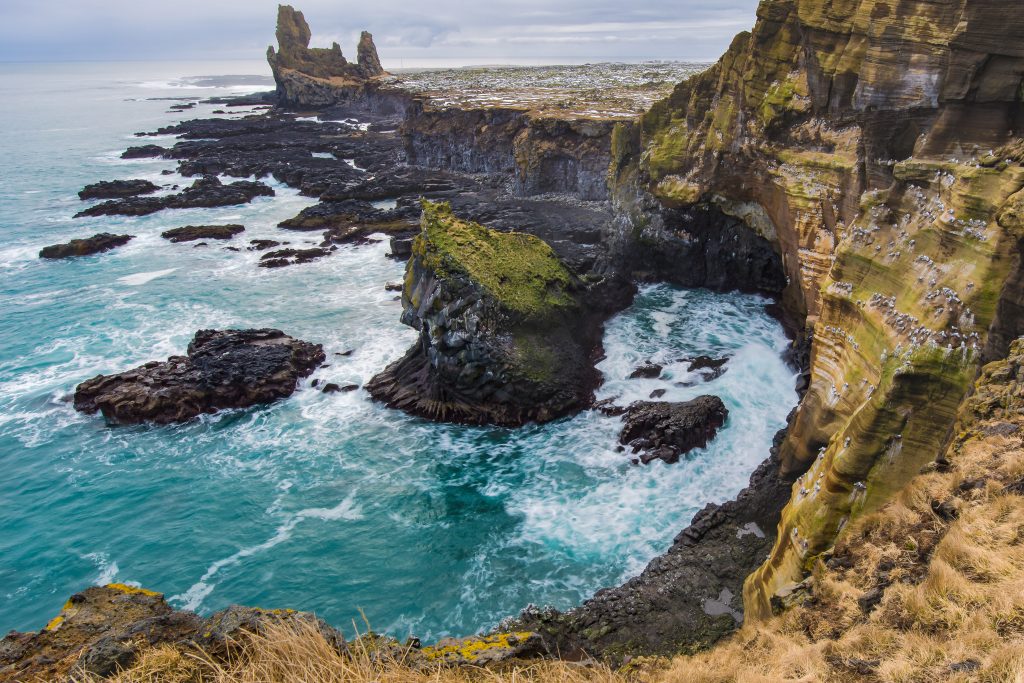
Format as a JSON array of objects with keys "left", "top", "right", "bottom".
[
  {"left": 39, "top": 233, "right": 133, "bottom": 259},
  {"left": 259, "top": 247, "right": 333, "bottom": 268},
  {"left": 161, "top": 224, "right": 245, "bottom": 242},
  {"left": 515, "top": 421, "right": 797, "bottom": 659},
  {"left": 73, "top": 329, "right": 325, "bottom": 424},
  {"left": 75, "top": 176, "right": 274, "bottom": 218},
  {"left": 620, "top": 397, "right": 729, "bottom": 464},
  {"left": 78, "top": 179, "right": 160, "bottom": 200}
]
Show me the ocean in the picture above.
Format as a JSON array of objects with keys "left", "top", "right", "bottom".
[{"left": 0, "top": 60, "right": 797, "bottom": 641}]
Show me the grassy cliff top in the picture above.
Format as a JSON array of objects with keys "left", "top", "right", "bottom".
[{"left": 415, "top": 201, "right": 575, "bottom": 319}]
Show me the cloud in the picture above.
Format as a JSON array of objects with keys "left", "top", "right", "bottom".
[{"left": 0, "top": 0, "right": 760, "bottom": 63}]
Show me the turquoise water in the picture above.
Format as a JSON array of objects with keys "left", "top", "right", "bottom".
[{"left": 0, "top": 62, "right": 797, "bottom": 640}]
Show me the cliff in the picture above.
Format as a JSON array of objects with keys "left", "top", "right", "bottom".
[
  {"left": 663, "top": 338, "right": 1024, "bottom": 680},
  {"left": 266, "top": 5, "right": 387, "bottom": 106},
  {"left": 366, "top": 201, "right": 608, "bottom": 426},
  {"left": 614, "top": 0, "right": 1024, "bottom": 626}
]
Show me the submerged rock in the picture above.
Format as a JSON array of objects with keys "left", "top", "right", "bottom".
[
  {"left": 628, "top": 362, "right": 663, "bottom": 379},
  {"left": 78, "top": 179, "right": 160, "bottom": 200},
  {"left": 161, "top": 224, "right": 245, "bottom": 243},
  {"left": 258, "top": 247, "right": 332, "bottom": 268},
  {"left": 74, "top": 176, "right": 273, "bottom": 218},
  {"left": 73, "top": 329, "right": 325, "bottom": 424},
  {"left": 39, "top": 233, "right": 133, "bottom": 259},
  {"left": 367, "top": 200, "right": 605, "bottom": 426},
  {"left": 620, "top": 397, "right": 729, "bottom": 464}
]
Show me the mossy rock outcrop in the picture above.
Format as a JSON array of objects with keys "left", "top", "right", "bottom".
[{"left": 367, "top": 200, "right": 608, "bottom": 426}]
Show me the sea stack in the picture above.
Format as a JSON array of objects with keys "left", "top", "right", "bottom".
[
  {"left": 366, "top": 200, "right": 601, "bottom": 426},
  {"left": 266, "top": 5, "right": 387, "bottom": 107}
]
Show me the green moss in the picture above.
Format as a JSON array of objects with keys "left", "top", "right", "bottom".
[{"left": 416, "top": 201, "right": 575, "bottom": 320}]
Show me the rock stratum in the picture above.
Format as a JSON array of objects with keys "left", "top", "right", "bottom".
[
  {"left": 366, "top": 200, "right": 610, "bottom": 426},
  {"left": 74, "top": 329, "right": 325, "bottom": 424},
  {"left": 606, "top": 0, "right": 1024, "bottom": 639}
]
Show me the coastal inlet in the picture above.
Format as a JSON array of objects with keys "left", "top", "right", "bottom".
[{"left": 0, "top": 63, "right": 795, "bottom": 642}]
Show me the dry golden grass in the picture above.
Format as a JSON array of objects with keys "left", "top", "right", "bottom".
[
  {"left": 74, "top": 619, "right": 639, "bottom": 683},
  {"left": 659, "top": 425, "right": 1024, "bottom": 683}
]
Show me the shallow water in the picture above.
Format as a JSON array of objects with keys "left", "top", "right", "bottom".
[{"left": 0, "top": 61, "right": 797, "bottom": 641}]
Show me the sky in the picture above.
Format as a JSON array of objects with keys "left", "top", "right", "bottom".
[{"left": 0, "top": 0, "right": 760, "bottom": 66}]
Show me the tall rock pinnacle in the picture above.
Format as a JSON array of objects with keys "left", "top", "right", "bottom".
[{"left": 267, "top": 4, "right": 386, "bottom": 88}]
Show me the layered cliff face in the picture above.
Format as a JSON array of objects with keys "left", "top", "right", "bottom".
[
  {"left": 620, "top": 0, "right": 1024, "bottom": 623},
  {"left": 366, "top": 201, "right": 608, "bottom": 426},
  {"left": 402, "top": 101, "right": 619, "bottom": 201},
  {"left": 266, "top": 5, "right": 387, "bottom": 107}
]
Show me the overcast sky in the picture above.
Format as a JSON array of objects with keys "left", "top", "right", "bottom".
[{"left": 0, "top": 0, "right": 760, "bottom": 65}]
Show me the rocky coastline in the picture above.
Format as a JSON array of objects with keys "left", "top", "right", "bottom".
[{"left": 15, "top": 0, "right": 1024, "bottom": 677}]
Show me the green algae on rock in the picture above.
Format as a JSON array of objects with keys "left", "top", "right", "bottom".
[{"left": 367, "top": 201, "right": 609, "bottom": 426}]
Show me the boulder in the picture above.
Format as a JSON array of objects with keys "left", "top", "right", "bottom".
[
  {"left": 74, "top": 329, "right": 325, "bottom": 424},
  {"left": 620, "top": 397, "right": 729, "bottom": 464},
  {"left": 39, "top": 233, "right": 133, "bottom": 259}
]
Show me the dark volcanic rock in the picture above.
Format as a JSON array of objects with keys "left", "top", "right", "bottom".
[
  {"left": 73, "top": 329, "right": 325, "bottom": 424},
  {"left": 266, "top": 5, "right": 387, "bottom": 107},
  {"left": 74, "top": 176, "right": 274, "bottom": 218},
  {"left": 78, "top": 179, "right": 160, "bottom": 200},
  {"left": 258, "top": 247, "right": 332, "bottom": 268},
  {"left": 620, "top": 397, "right": 729, "bottom": 464},
  {"left": 367, "top": 201, "right": 607, "bottom": 426},
  {"left": 628, "top": 362, "right": 663, "bottom": 379},
  {"left": 514, "top": 422, "right": 797, "bottom": 660},
  {"left": 39, "top": 233, "right": 133, "bottom": 259},
  {"left": 248, "top": 239, "right": 282, "bottom": 251},
  {"left": 161, "top": 224, "right": 245, "bottom": 243},
  {"left": 121, "top": 144, "right": 167, "bottom": 159}
]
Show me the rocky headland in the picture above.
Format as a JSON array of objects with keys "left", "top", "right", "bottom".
[{"left": 19, "top": 0, "right": 1024, "bottom": 678}]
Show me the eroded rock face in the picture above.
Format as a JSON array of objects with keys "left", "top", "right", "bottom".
[
  {"left": 367, "top": 201, "right": 609, "bottom": 426},
  {"left": 609, "top": 0, "right": 1024, "bottom": 634},
  {"left": 620, "top": 397, "right": 729, "bottom": 464},
  {"left": 266, "top": 5, "right": 387, "bottom": 107},
  {"left": 39, "top": 233, "right": 133, "bottom": 259},
  {"left": 74, "top": 329, "right": 325, "bottom": 424},
  {"left": 403, "top": 102, "right": 618, "bottom": 201}
]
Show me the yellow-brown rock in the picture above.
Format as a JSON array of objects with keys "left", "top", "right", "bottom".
[{"left": 623, "top": 0, "right": 1024, "bottom": 623}]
